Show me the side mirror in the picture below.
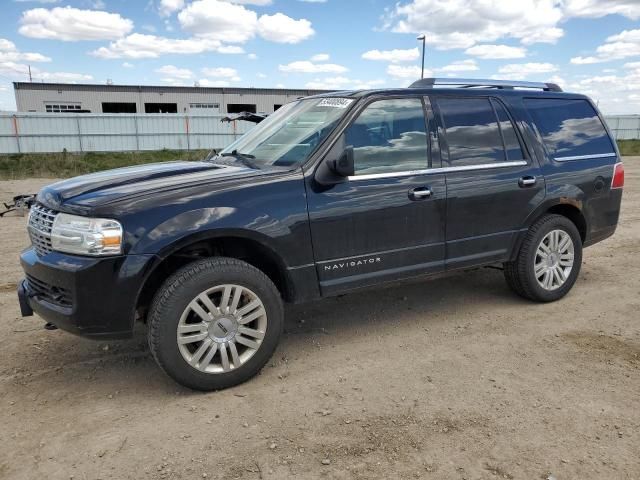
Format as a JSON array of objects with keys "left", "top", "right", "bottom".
[{"left": 328, "top": 146, "right": 354, "bottom": 177}]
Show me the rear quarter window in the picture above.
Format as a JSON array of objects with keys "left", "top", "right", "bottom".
[{"left": 524, "top": 98, "right": 615, "bottom": 159}]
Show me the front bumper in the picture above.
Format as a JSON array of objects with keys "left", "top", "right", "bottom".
[{"left": 18, "top": 247, "right": 156, "bottom": 339}]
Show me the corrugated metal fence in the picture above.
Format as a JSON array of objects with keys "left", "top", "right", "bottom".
[
  {"left": 605, "top": 115, "right": 640, "bottom": 140},
  {"left": 0, "top": 112, "right": 638, "bottom": 155},
  {"left": 0, "top": 113, "right": 254, "bottom": 154}
]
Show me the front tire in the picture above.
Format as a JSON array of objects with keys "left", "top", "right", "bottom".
[
  {"left": 148, "top": 257, "right": 283, "bottom": 391},
  {"left": 504, "top": 214, "right": 582, "bottom": 302}
]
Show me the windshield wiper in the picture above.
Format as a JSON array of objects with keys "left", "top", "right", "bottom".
[{"left": 218, "top": 150, "right": 259, "bottom": 169}]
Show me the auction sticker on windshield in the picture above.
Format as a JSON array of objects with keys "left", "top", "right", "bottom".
[{"left": 317, "top": 98, "right": 354, "bottom": 108}]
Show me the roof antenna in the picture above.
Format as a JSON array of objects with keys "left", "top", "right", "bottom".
[{"left": 28, "top": 65, "right": 32, "bottom": 83}]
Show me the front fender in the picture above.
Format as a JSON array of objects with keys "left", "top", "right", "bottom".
[{"left": 130, "top": 207, "right": 298, "bottom": 263}]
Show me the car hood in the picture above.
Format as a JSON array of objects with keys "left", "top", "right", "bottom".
[{"left": 37, "top": 161, "right": 261, "bottom": 213}]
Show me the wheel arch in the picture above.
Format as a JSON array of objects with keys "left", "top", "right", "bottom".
[
  {"left": 509, "top": 199, "right": 588, "bottom": 261},
  {"left": 135, "top": 230, "right": 295, "bottom": 321}
]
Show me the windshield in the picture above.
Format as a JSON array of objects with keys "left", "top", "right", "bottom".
[{"left": 219, "top": 97, "right": 354, "bottom": 169}]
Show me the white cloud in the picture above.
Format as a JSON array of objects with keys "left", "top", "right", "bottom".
[
  {"left": 13, "top": 0, "right": 60, "bottom": 3},
  {"left": 178, "top": 0, "right": 314, "bottom": 45},
  {"left": 571, "top": 29, "right": 640, "bottom": 64},
  {"left": 279, "top": 60, "right": 347, "bottom": 74},
  {"left": 565, "top": 66, "right": 640, "bottom": 114},
  {"left": 156, "top": 64, "right": 193, "bottom": 79},
  {"left": 197, "top": 79, "right": 231, "bottom": 87},
  {"left": 305, "top": 77, "right": 385, "bottom": 90},
  {"left": 384, "top": 0, "right": 640, "bottom": 52},
  {"left": 386, "top": 64, "right": 426, "bottom": 79},
  {"left": 569, "top": 56, "right": 601, "bottom": 65},
  {"left": 257, "top": 72, "right": 267, "bottom": 78},
  {"left": 202, "top": 67, "right": 240, "bottom": 81},
  {"left": 226, "top": 0, "right": 273, "bottom": 4},
  {"left": 19, "top": 6, "right": 134, "bottom": 41},
  {"left": 438, "top": 59, "right": 478, "bottom": 72},
  {"left": 562, "top": 0, "right": 640, "bottom": 19},
  {"left": 218, "top": 45, "right": 245, "bottom": 54},
  {"left": 247, "top": 53, "right": 258, "bottom": 60},
  {"left": 0, "top": 61, "right": 92, "bottom": 83},
  {"left": 464, "top": 44, "right": 526, "bottom": 59},
  {"left": 257, "top": 13, "right": 314, "bottom": 43},
  {"left": 385, "top": 1, "right": 564, "bottom": 49},
  {"left": 298, "top": 0, "right": 327, "bottom": 2},
  {"left": 0, "top": 38, "right": 51, "bottom": 63},
  {"left": 90, "top": 33, "right": 222, "bottom": 59},
  {"left": 362, "top": 48, "right": 419, "bottom": 63},
  {"left": 311, "top": 53, "right": 329, "bottom": 62},
  {"left": 122, "top": 62, "right": 134, "bottom": 68},
  {"left": 159, "top": 0, "right": 184, "bottom": 17},
  {"left": 178, "top": 0, "right": 258, "bottom": 43},
  {"left": 546, "top": 75, "right": 566, "bottom": 88},
  {"left": 497, "top": 62, "right": 558, "bottom": 78},
  {"left": 35, "top": 71, "right": 93, "bottom": 82}
]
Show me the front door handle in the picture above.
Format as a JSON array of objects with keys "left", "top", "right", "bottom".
[
  {"left": 519, "top": 176, "right": 537, "bottom": 188},
  {"left": 409, "top": 186, "right": 432, "bottom": 200}
]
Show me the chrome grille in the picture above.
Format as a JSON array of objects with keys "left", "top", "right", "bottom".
[{"left": 28, "top": 203, "right": 57, "bottom": 256}]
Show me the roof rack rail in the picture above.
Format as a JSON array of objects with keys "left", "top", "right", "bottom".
[{"left": 409, "top": 77, "right": 563, "bottom": 92}]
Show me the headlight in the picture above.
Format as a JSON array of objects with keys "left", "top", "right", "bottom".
[{"left": 51, "top": 213, "right": 123, "bottom": 256}]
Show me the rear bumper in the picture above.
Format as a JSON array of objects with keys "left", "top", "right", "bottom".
[
  {"left": 18, "top": 247, "right": 156, "bottom": 339},
  {"left": 584, "top": 188, "right": 623, "bottom": 248}
]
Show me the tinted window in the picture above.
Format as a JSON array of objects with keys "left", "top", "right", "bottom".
[
  {"left": 524, "top": 98, "right": 614, "bottom": 158},
  {"left": 492, "top": 100, "right": 525, "bottom": 161},
  {"left": 438, "top": 97, "right": 505, "bottom": 166},
  {"left": 346, "top": 98, "right": 429, "bottom": 175}
]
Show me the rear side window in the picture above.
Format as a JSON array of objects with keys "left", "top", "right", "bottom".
[
  {"left": 524, "top": 98, "right": 615, "bottom": 159},
  {"left": 437, "top": 97, "right": 506, "bottom": 166},
  {"left": 492, "top": 100, "right": 525, "bottom": 161}
]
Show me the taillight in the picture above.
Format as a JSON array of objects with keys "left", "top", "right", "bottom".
[{"left": 612, "top": 162, "right": 624, "bottom": 189}]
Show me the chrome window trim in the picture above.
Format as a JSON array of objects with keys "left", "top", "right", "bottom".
[
  {"left": 347, "top": 160, "right": 528, "bottom": 181},
  {"left": 553, "top": 152, "right": 617, "bottom": 162}
]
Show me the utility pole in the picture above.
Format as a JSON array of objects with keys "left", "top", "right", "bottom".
[
  {"left": 417, "top": 35, "right": 426, "bottom": 79},
  {"left": 28, "top": 65, "right": 32, "bottom": 82}
]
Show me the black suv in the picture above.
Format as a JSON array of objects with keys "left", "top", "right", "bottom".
[{"left": 17, "top": 78, "right": 624, "bottom": 390}]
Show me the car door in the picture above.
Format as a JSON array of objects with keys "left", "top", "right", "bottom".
[
  {"left": 306, "top": 96, "right": 447, "bottom": 295},
  {"left": 432, "top": 95, "right": 545, "bottom": 270}
]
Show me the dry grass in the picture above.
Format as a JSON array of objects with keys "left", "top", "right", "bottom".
[{"left": 0, "top": 149, "right": 210, "bottom": 179}]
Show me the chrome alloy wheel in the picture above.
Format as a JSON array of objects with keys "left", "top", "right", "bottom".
[
  {"left": 177, "top": 284, "right": 267, "bottom": 374},
  {"left": 534, "top": 229, "right": 575, "bottom": 291}
]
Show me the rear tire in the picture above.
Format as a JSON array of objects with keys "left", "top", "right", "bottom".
[
  {"left": 504, "top": 214, "right": 582, "bottom": 302},
  {"left": 148, "top": 257, "right": 283, "bottom": 391}
]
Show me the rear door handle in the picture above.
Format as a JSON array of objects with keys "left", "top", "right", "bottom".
[
  {"left": 409, "top": 186, "right": 432, "bottom": 200},
  {"left": 519, "top": 176, "right": 537, "bottom": 188}
]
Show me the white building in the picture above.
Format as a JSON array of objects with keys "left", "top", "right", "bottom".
[{"left": 13, "top": 82, "right": 331, "bottom": 115}]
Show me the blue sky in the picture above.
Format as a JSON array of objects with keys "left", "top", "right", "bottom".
[{"left": 1, "top": 0, "right": 639, "bottom": 113}]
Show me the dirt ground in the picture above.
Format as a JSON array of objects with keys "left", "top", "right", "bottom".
[{"left": 1, "top": 161, "right": 639, "bottom": 480}]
